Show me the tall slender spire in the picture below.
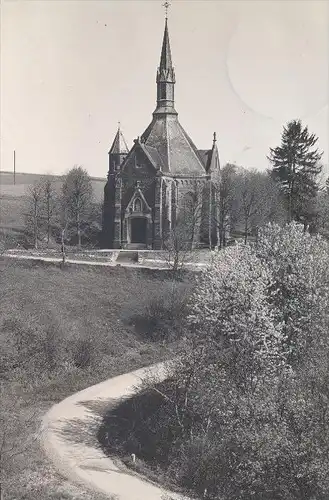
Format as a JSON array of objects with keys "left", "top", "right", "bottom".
[
  {"left": 159, "top": 18, "right": 173, "bottom": 70},
  {"left": 109, "top": 125, "right": 128, "bottom": 155},
  {"left": 154, "top": 16, "right": 177, "bottom": 115}
]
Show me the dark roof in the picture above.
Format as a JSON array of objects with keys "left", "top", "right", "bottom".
[
  {"left": 209, "top": 141, "right": 220, "bottom": 173},
  {"left": 109, "top": 128, "right": 129, "bottom": 155},
  {"left": 198, "top": 149, "right": 212, "bottom": 170},
  {"left": 160, "top": 19, "right": 173, "bottom": 70},
  {"left": 140, "top": 114, "right": 207, "bottom": 176}
]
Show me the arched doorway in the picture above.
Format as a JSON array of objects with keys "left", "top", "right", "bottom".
[{"left": 130, "top": 217, "right": 147, "bottom": 245}]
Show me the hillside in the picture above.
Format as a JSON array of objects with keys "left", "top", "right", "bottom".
[
  {"left": 0, "top": 171, "right": 106, "bottom": 231},
  {"left": 0, "top": 259, "right": 188, "bottom": 500}
]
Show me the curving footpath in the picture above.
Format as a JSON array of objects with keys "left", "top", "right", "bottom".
[{"left": 41, "top": 362, "right": 190, "bottom": 500}]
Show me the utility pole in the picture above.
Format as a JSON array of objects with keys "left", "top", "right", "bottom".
[{"left": 13, "top": 150, "right": 16, "bottom": 185}]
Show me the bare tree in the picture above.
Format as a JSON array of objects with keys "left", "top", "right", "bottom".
[
  {"left": 234, "top": 169, "right": 284, "bottom": 244},
  {"left": 62, "top": 166, "right": 93, "bottom": 249},
  {"left": 212, "top": 163, "right": 238, "bottom": 249},
  {"left": 40, "top": 176, "right": 57, "bottom": 246},
  {"left": 163, "top": 223, "right": 193, "bottom": 276},
  {"left": 163, "top": 181, "right": 204, "bottom": 275},
  {"left": 24, "top": 181, "right": 44, "bottom": 249},
  {"left": 178, "top": 181, "right": 204, "bottom": 249}
]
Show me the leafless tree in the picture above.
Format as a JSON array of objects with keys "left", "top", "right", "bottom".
[
  {"left": 62, "top": 166, "right": 93, "bottom": 249},
  {"left": 24, "top": 181, "right": 44, "bottom": 249},
  {"left": 234, "top": 169, "right": 284, "bottom": 243},
  {"left": 163, "top": 181, "right": 204, "bottom": 274},
  {"left": 163, "top": 223, "right": 192, "bottom": 276},
  {"left": 40, "top": 176, "right": 57, "bottom": 246},
  {"left": 212, "top": 163, "right": 238, "bottom": 248}
]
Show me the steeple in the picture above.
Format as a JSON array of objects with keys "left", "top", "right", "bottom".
[
  {"left": 154, "top": 17, "right": 177, "bottom": 115},
  {"left": 109, "top": 123, "right": 129, "bottom": 155},
  {"left": 209, "top": 131, "right": 220, "bottom": 173},
  {"left": 108, "top": 124, "right": 129, "bottom": 175}
]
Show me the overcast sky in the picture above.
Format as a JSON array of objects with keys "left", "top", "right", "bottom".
[{"left": 1, "top": 0, "right": 328, "bottom": 178}]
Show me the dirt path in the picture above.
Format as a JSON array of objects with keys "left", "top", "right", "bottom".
[{"left": 41, "top": 362, "right": 190, "bottom": 500}]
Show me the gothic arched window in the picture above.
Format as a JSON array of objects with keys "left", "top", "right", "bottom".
[{"left": 134, "top": 198, "right": 142, "bottom": 212}]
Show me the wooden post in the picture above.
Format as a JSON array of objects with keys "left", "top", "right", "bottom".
[{"left": 13, "top": 150, "right": 16, "bottom": 185}]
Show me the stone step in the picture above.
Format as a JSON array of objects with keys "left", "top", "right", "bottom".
[{"left": 116, "top": 251, "right": 139, "bottom": 263}]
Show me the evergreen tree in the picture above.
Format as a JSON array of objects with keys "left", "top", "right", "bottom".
[{"left": 268, "top": 119, "right": 323, "bottom": 226}]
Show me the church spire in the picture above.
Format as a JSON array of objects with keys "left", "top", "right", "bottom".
[
  {"left": 159, "top": 18, "right": 173, "bottom": 70},
  {"left": 108, "top": 125, "right": 129, "bottom": 176},
  {"left": 154, "top": 14, "right": 177, "bottom": 115},
  {"left": 109, "top": 125, "right": 128, "bottom": 155}
]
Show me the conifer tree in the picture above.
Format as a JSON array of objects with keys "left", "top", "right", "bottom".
[{"left": 268, "top": 119, "right": 323, "bottom": 226}]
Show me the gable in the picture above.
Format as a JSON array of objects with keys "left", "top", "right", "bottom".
[
  {"left": 121, "top": 142, "right": 158, "bottom": 178},
  {"left": 126, "top": 184, "right": 152, "bottom": 214}
]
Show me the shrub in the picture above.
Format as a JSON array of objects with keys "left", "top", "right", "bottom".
[
  {"left": 124, "top": 281, "right": 191, "bottom": 341},
  {"left": 100, "top": 223, "right": 329, "bottom": 500}
]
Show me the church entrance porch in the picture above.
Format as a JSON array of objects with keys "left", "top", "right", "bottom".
[
  {"left": 131, "top": 217, "right": 147, "bottom": 244},
  {"left": 127, "top": 216, "right": 148, "bottom": 249}
]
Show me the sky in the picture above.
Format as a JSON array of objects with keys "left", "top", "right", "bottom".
[{"left": 1, "top": 0, "right": 328, "bottom": 178}]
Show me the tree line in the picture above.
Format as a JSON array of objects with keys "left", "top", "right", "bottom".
[
  {"left": 23, "top": 166, "right": 101, "bottom": 250},
  {"left": 213, "top": 119, "right": 328, "bottom": 246},
  {"left": 23, "top": 119, "right": 329, "bottom": 251}
]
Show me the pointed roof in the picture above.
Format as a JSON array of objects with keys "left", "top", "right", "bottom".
[
  {"left": 109, "top": 126, "right": 129, "bottom": 155},
  {"left": 209, "top": 132, "right": 220, "bottom": 173},
  {"left": 159, "top": 19, "right": 173, "bottom": 70},
  {"left": 198, "top": 134, "right": 220, "bottom": 173},
  {"left": 140, "top": 114, "right": 206, "bottom": 176}
]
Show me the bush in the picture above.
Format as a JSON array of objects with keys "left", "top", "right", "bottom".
[
  {"left": 124, "top": 281, "right": 191, "bottom": 341},
  {"left": 100, "top": 224, "right": 329, "bottom": 500}
]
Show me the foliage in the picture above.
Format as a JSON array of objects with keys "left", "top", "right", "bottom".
[
  {"left": 268, "top": 120, "right": 323, "bottom": 226},
  {"left": 102, "top": 224, "right": 329, "bottom": 500},
  {"left": 316, "top": 188, "right": 329, "bottom": 239}
]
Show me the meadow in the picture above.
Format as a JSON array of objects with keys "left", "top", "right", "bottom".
[{"left": 0, "top": 258, "right": 190, "bottom": 500}]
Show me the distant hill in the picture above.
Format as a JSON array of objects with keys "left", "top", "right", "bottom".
[
  {"left": 0, "top": 171, "right": 106, "bottom": 233},
  {"left": 0, "top": 171, "right": 106, "bottom": 200}
]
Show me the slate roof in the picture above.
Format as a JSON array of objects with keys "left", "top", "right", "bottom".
[
  {"left": 109, "top": 127, "right": 129, "bottom": 155},
  {"left": 160, "top": 18, "right": 173, "bottom": 71},
  {"left": 120, "top": 20, "right": 216, "bottom": 178},
  {"left": 140, "top": 114, "right": 206, "bottom": 176},
  {"left": 198, "top": 149, "right": 212, "bottom": 171}
]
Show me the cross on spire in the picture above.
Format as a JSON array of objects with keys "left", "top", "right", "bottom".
[{"left": 162, "top": 1, "right": 171, "bottom": 20}]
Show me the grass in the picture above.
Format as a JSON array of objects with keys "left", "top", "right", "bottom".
[
  {"left": 0, "top": 258, "right": 186, "bottom": 500},
  {"left": 0, "top": 171, "right": 105, "bottom": 235}
]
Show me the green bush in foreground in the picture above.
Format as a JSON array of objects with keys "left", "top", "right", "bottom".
[{"left": 101, "top": 223, "right": 329, "bottom": 500}]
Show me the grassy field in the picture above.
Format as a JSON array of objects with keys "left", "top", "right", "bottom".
[
  {"left": 0, "top": 171, "right": 106, "bottom": 199},
  {"left": 0, "top": 171, "right": 106, "bottom": 236},
  {"left": 0, "top": 258, "right": 188, "bottom": 500}
]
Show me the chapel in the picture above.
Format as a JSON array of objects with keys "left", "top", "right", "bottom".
[{"left": 102, "top": 15, "right": 220, "bottom": 250}]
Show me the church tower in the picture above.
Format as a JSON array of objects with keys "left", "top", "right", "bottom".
[
  {"left": 102, "top": 125, "right": 128, "bottom": 248},
  {"left": 154, "top": 18, "right": 177, "bottom": 116},
  {"left": 102, "top": 4, "right": 220, "bottom": 250}
]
